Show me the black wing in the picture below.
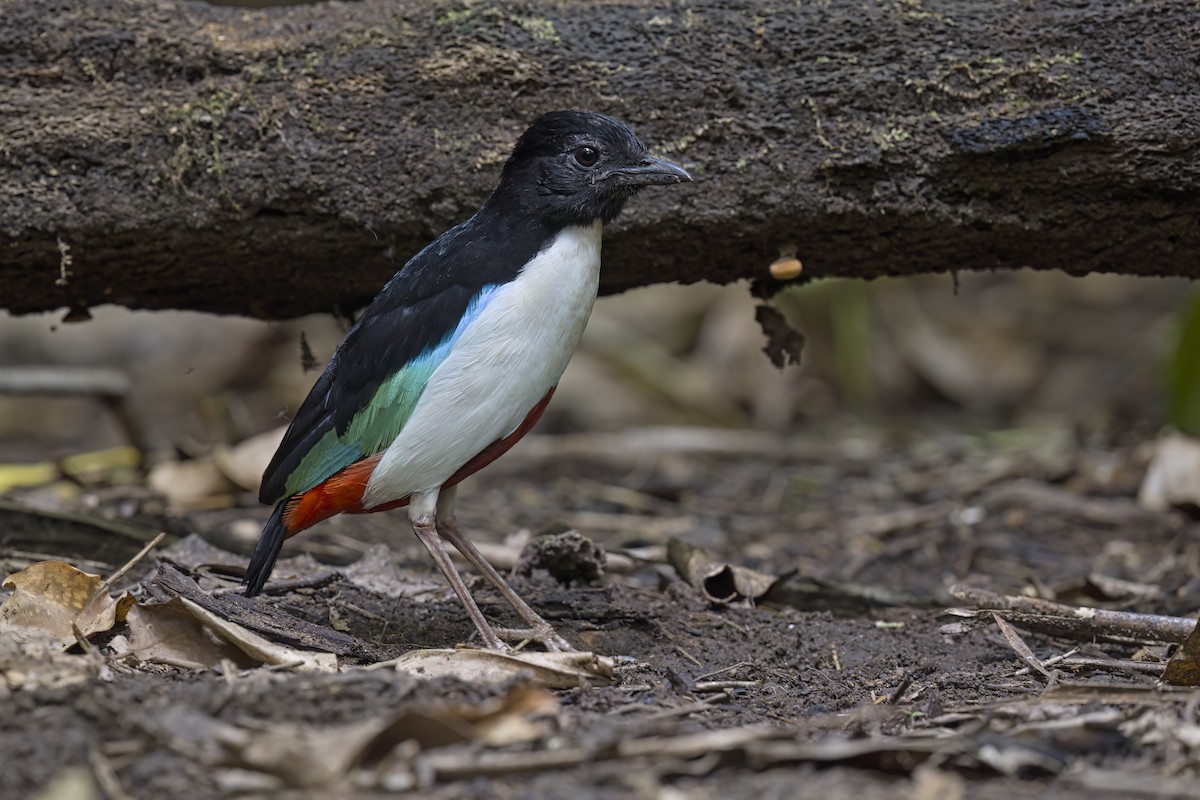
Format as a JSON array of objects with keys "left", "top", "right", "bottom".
[{"left": 257, "top": 210, "right": 549, "bottom": 504}]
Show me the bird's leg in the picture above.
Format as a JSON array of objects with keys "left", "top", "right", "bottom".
[
  {"left": 435, "top": 488, "right": 576, "bottom": 652},
  {"left": 409, "top": 491, "right": 507, "bottom": 650}
]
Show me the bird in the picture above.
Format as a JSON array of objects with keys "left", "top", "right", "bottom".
[{"left": 243, "top": 110, "right": 692, "bottom": 651}]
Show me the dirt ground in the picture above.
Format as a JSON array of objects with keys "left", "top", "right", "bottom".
[{"left": 4, "top": 413, "right": 1199, "bottom": 799}]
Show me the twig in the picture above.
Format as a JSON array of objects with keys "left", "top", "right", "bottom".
[
  {"left": 1054, "top": 655, "right": 1166, "bottom": 677},
  {"left": 675, "top": 645, "right": 704, "bottom": 668},
  {"left": 950, "top": 585, "right": 1197, "bottom": 643},
  {"left": 692, "top": 680, "right": 759, "bottom": 693},
  {"left": 696, "top": 661, "right": 755, "bottom": 681},
  {"left": 1015, "top": 647, "right": 1079, "bottom": 676},
  {"left": 87, "top": 532, "right": 166, "bottom": 607},
  {"left": 991, "top": 612, "right": 1053, "bottom": 681},
  {"left": 71, "top": 620, "right": 91, "bottom": 653},
  {"left": 887, "top": 672, "right": 916, "bottom": 704}
]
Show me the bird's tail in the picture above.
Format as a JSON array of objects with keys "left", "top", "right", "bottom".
[{"left": 243, "top": 501, "right": 289, "bottom": 597}]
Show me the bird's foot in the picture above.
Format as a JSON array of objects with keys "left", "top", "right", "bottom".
[
  {"left": 490, "top": 623, "right": 577, "bottom": 653},
  {"left": 434, "top": 517, "right": 579, "bottom": 652},
  {"left": 412, "top": 514, "right": 578, "bottom": 652}
]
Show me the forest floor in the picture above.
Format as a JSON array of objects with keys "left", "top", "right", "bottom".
[{"left": 4, "top": 417, "right": 1200, "bottom": 800}]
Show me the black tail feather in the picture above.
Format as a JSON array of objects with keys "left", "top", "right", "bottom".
[{"left": 244, "top": 501, "right": 288, "bottom": 597}]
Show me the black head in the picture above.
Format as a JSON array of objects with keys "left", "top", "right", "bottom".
[{"left": 490, "top": 110, "right": 692, "bottom": 227}]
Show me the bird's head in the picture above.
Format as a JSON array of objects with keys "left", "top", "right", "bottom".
[{"left": 493, "top": 110, "right": 692, "bottom": 227}]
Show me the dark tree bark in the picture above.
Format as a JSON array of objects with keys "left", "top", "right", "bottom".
[{"left": 1, "top": 0, "right": 1197, "bottom": 319}]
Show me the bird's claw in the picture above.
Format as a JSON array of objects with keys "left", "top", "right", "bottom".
[{"left": 490, "top": 624, "right": 577, "bottom": 653}]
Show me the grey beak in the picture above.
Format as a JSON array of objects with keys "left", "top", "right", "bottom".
[{"left": 611, "top": 155, "right": 693, "bottom": 186}]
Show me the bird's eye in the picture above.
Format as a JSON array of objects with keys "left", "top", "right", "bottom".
[{"left": 573, "top": 146, "right": 600, "bottom": 167}]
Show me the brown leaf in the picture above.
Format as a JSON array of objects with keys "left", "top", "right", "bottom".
[
  {"left": 147, "top": 687, "right": 560, "bottom": 790},
  {"left": 392, "top": 648, "right": 613, "bottom": 688},
  {"left": 991, "top": 612, "right": 1053, "bottom": 680},
  {"left": 176, "top": 597, "right": 338, "bottom": 672},
  {"left": 0, "top": 561, "right": 128, "bottom": 649},
  {"left": 1163, "top": 618, "right": 1200, "bottom": 686},
  {"left": 456, "top": 686, "right": 560, "bottom": 746},
  {"left": 666, "top": 538, "right": 779, "bottom": 603},
  {"left": 124, "top": 599, "right": 254, "bottom": 671}
]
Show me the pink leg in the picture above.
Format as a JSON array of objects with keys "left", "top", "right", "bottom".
[{"left": 436, "top": 488, "right": 576, "bottom": 652}]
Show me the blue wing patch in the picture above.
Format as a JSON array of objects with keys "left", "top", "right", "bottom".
[{"left": 281, "top": 284, "right": 500, "bottom": 496}]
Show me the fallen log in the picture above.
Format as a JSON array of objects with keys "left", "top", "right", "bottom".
[{"left": 1, "top": 0, "right": 1196, "bottom": 319}]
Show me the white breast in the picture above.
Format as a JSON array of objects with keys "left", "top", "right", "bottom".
[{"left": 362, "top": 221, "right": 602, "bottom": 508}]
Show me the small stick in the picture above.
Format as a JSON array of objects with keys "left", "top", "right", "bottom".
[
  {"left": 692, "top": 680, "right": 760, "bottom": 693},
  {"left": 992, "top": 612, "right": 1053, "bottom": 681},
  {"left": 71, "top": 620, "right": 91, "bottom": 653},
  {"left": 1015, "top": 647, "right": 1079, "bottom": 676},
  {"left": 675, "top": 645, "right": 704, "bottom": 668},
  {"left": 951, "top": 585, "right": 1197, "bottom": 643},
  {"left": 1054, "top": 656, "right": 1166, "bottom": 677},
  {"left": 887, "top": 672, "right": 915, "bottom": 704},
  {"left": 696, "top": 661, "right": 755, "bottom": 681},
  {"left": 88, "top": 532, "right": 166, "bottom": 607}
]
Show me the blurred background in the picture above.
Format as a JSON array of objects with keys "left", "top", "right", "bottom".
[{"left": 0, "top": 270, "right": 1187, "bottom": 475}]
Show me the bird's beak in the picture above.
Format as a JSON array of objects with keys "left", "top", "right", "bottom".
[{"left": 610, "top": 155, "right": 693, "bottom": 187}]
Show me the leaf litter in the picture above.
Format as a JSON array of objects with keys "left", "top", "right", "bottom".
[
  {"left": 1, "top": 560, "right": 133, "bottom": 649},
  {"left": 6, "top": 426, "right": 1200, "bottom": 797}
]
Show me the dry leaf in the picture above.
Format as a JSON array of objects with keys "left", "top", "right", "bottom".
[
  {"left": 1, "top": 561, "right": 131, "bottom": 649},
  {"left": 120, "top": 596, "right": 336, "bottom": 672},
  {"left": 123, "top": 599, "right": 256, "bottom": 671},
  {"left": 157, "top": 533, "right": 254, "bottom": 574},
  {"left": 147, "top": 687, "right": 555, "bottom": 789},
  {"left": 147, "top": 707, "right": 382, "bottom": 787},
  {"left": 178, "top": 598, "right": 337, "bottom": 672},
  {"left": 343, "top": 544, "right": 445, "bottom": 600},
  {"left": 666, "top": 538, "right": 779, "bottom": 603},
  {"left": 1163, "top": 619, "right": 1200, "bottom": 686},
  {"left": 393, "top": 648, "right": 613, "bottom": 688},
  {"left": 991, "top": 612, "right": 1053, "bottom": 680},
  {"left": 460, "top": 686, "right": 560, "bottom": 746}
]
